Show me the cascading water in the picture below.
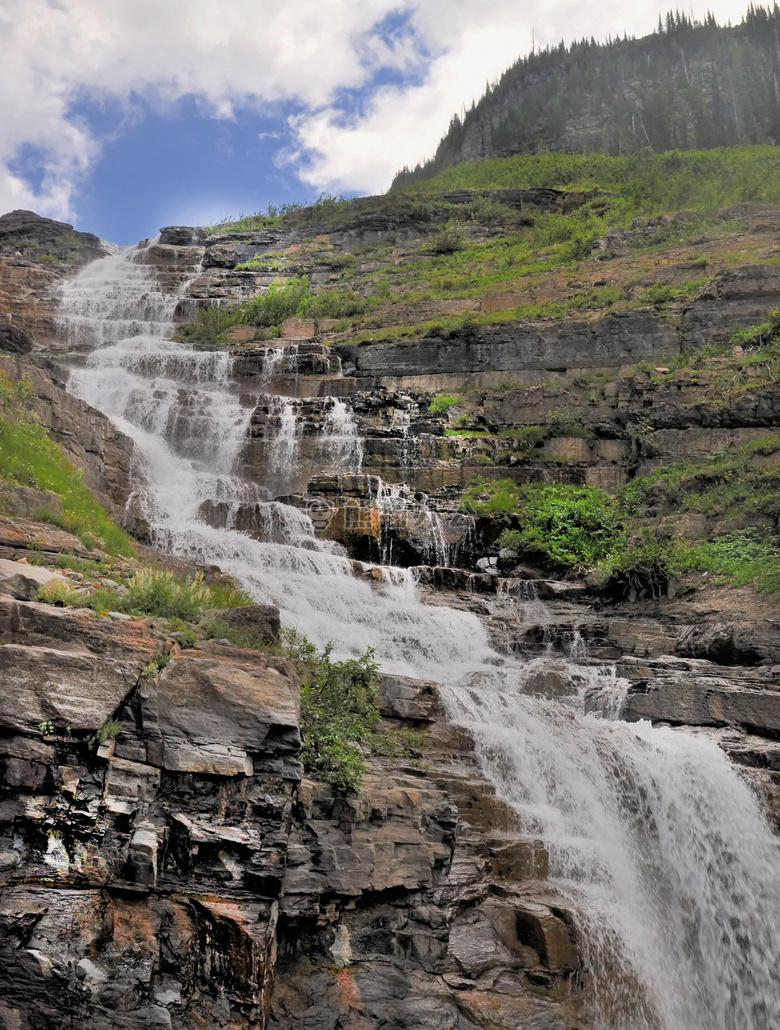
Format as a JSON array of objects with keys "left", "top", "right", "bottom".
[
  {"left": 59, "top": 242, "right": 780, "bottom": 1030},
  {"left": 318, "top": 397, "right": 364, "bottom": 472}
]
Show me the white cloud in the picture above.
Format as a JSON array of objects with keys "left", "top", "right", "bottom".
[{"left": 0, "top": 0, "right": 758, "bottom": 220}]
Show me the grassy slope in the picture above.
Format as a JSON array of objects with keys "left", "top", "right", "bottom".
[
  {"left": 0, "top": 372, "right": 137, "bottom": 557},
  {"left": 194, "top": 148, "right": 780, "bottom": 350}
]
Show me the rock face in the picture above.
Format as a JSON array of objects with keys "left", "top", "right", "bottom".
[
  {"left": 335, "top": 311, "right": 679, "bottom": 380},
  {"left": 0, "top": 600, "right": 303, "bottom": 1030},
  {"left": 0, "top": 597, "right": 585, "bottom": 1030},
  {"left": 0, "top": 322, "right": 32, "bottom": 354},
  {"left": 0, "top": 558, "right": 67, "bottom": 601},
  {"left": 0, "top": 210, "right": 106, "bottom": 266}
]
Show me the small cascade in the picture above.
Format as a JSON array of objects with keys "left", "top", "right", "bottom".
[
  {"left": 266, "top": 396, "right": 301, "bottom": 495},
  {"left": 568, "top": 626, "right": 589, "bottom": 659},
  {"left": 317, "top": 397, "right": 364, "bottom": 473},
  {"left": 260, "top": 345, "right": 295, "bottom": 383},
  {"left": 376, "top": 481, "right": 473, "bottom": 568}
]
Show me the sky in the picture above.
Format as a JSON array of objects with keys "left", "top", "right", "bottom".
[{"left": 0, "top": 0, "right": 758, "bottom": 244}]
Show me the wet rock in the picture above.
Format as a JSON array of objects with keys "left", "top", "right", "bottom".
[{"left": 681, "top": 264, "right": 780, "bottom": 347}]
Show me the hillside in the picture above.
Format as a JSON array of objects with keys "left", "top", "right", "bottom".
[{"left": 393, "top": 4, "right": 780, "bottom": 187}]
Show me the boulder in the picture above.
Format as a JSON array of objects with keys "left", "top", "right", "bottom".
[
  {"left": 211, "top": 603, "right": 281, "bottom": 643},
  {"left": 0, "top": 644, "right": 140, "bottom": 733},
  {"left": 150, "top": 655, "right": 300, "bottom": 776},
  {"left": 378, "top": 673, "right": 439, "bottom": 722},
  {"left": 0, "top": 559, "right": 68, "bottom": 601},
  {"left": 624, "top": 676, "right": 780, "bottom": 735}
]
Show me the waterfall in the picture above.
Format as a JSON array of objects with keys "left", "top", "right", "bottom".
[{"left": 58, "top": 243, "right": 780, "bottom": 1030}]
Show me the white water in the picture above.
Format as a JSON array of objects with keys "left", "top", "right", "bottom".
[{"left": 60, "top": 245, "right": 780, "bottom": 1030}]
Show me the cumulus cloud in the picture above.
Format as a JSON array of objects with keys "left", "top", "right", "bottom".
[{"left": 0, "top": 0, "right": 757, "bottom": 219}]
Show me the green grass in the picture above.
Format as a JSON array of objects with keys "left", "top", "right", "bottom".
[
  {"left": 397, "top": 147, "right": 780, "bottom": 212},
  {"left": 39, "top": 567, "right": 253, "bottom": 620},
  {"left": 0, "top": 374, "right": 136, "bottom": 557}
]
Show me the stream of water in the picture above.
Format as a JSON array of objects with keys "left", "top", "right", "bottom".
[{"left": 58, "top": 244, "right": 780, "bottom": 1030}]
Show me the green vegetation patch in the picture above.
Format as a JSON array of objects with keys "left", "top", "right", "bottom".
[
  {"left": 470, "top": 483, "right": 622, "bottom": 571},
  {"left": 396, "top": 147, "right": 780, "bottom": 213},
  {"left": 283, "top": 632, "right": 425, "bottom": 793},
  {"left": 242, "top": 276, "right": 367, "bottom": 327},
  {"left": 428, "top": 393, "right": 462, "bottom": 414},
  {"left": 620, "top": 435, "right": 780, "bottom": 522},
  {"left": 0, "top": 373, "right": 135, "bottom": 557},
  {"left": 464, "top": 435, "right": 780, "bottom": 595},
  {"left": 39, "top": 567, "right": 252, "bottom": 620}
]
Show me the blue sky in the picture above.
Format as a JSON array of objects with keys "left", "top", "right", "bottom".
[{"left": 0, "top": 0, "right": 758, "bottom": 245}]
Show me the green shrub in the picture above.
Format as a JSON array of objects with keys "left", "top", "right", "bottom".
[
  {"left": 428, "top": 393, "right": 462, "bottom": 414},
  {"left": 730, "top": 308, "right": 780, "bottom": 349},
  {"left": 285, "top": 633, "right": 381, "bottom": 793},
  {"left": 86, "top": 719, "right": 122, "bottom": 751},
  {"left": 545, "top": 403, "right": 587, "bottom": 438},
  {"left": 596, "top": 530, "right": 680, "bottom": 598},
  {"left": 179, "top": 305, "right": 240, "bottom": 346},
  {"left": 642, "top": 283, "right": 676, "bottom": 305},
  {"left": 432, "top": 222, "right": 467, "bottom": 254},
  {"left": 243, "top": 278, "right": 312, "bottom": 326},
  {"left": 121, "top": 568, "right": 210, "bottom": 619},
  {"left": 497, "top": 484, "right": 622, "bottom": 571},
  {"left": 240, "top": 277, "right": 368, "bottom": 328}
]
